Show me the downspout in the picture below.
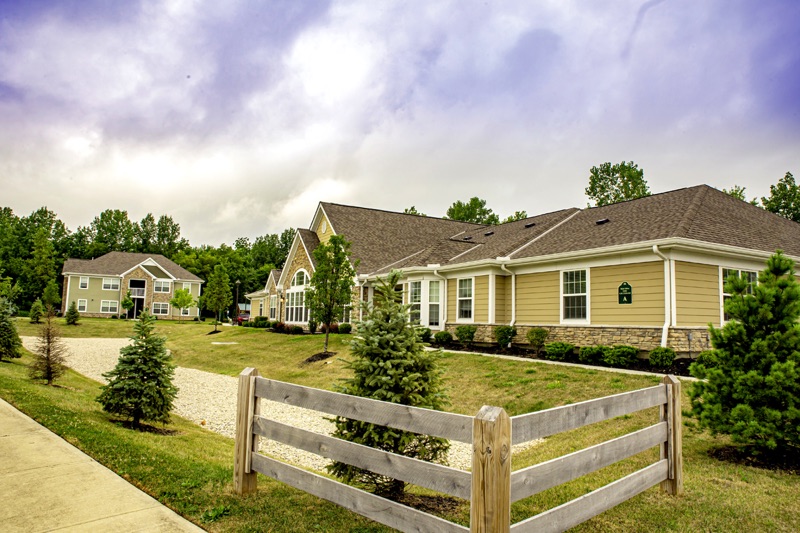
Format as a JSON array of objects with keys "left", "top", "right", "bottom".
[
  {"left": 499, "top": 260, "right": 516, "bottom": 327},
  {"left": 432, "top": 268, "right": 447, "bottom": 328},
  {"left": 653, "top": 245, "right": 671, "bottom": 348}
]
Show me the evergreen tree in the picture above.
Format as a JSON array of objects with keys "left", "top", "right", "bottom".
[
  {"left": 29, "top": 298, "right": 44, "bottom": 324},
  {"left": 0, "top": 298, "right": 22, "bottom": 361},
  {"left": 690, "top": 251, "right": 800, "bottom": 453},
  {"left": 328, "top": 271, "right": 450, "bottom": 500},
  {"left": 306, "top": 235, "right": 358, "bottom": 352},
  {"left": 97, "top": 311, "right": 178, "bottom": 429},
  {"left": 65, "top": 300, "right": 80, "bottom": 326},
  {"left": 42, "top": 279, "right": 61, "bottom": 309},
  {"left": 29, "top": 308, "right": 68, "bottom": 385}
]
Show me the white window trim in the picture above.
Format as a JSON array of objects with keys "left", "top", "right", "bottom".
[
  {"left": 77, "top": 299, "right": 87, "bottom": 312},
  {"left": 183, "top": 282, "right": 192, "bottom": 291},
  {"left": 409, "top": 281, "right": 422, "bottom": 324},
  {"left": 286, "top": 270, "right": 310, "bottom": 323},
  {"left": 428, "top": 280, "right": 442, "bottom": 329},
  {"left": 152, "top": 302, "right": 170, "bottom": 315},
  {"left": 100, "top": 300, "right": 119, "bottom": 314},
  {"left": 560, "top": 269, "right": 590, "bottom": 325},
  {"left": 181, "top": 307, "right": 191, "bottom": 316},
  {"left": 720, "top": 266, "right": 757, "bottom": 324},
  {"left": 154, "top": 280, "right": 171, "bottom": 293},
  {"left": 79, "top": 276, "right": 89, "bottom": 289},
  {"left": 269, "top": 295, "right": 277, "bottom": 320},
  {"left": 102, "top": 277, "right": 120, "bottom": 291},
  {"left": 456, "top": 277, "right": 474, "bottom": 323}
]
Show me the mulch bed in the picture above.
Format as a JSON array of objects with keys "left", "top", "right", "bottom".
[
  {"left": 302, "top": 351, "right": 336, "bottom": 365},
  {"left": 708, "top": 445, "right": 800, "bottom": 474}
]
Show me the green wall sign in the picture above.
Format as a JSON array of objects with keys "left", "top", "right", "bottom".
[{"left": 618, "top": 282, "right": 632, "bottom": 304}]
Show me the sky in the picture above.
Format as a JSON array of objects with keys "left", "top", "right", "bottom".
[{"left": 1, "top": 0, "right": 798, "bottom": 246}]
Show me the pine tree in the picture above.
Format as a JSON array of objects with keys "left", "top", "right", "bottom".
[
  {"left": 690, "top": 251, "right": 800, "bottom": 453},
  {"left": 0, "top": 298, "right": 22, "bottom": 361},
  {"left": 65, "top": 300, "right": 80, "bottom": 326},
  {"left": 29, "top": 298, "right": 44, "bottom": 324},
  {"left": 327, "top": 271, "right": 449, "bottom": 500},
  {"left": 96, "top": 311, "right": 178, "bottom": 429},
  {"left": 29, "top": 308, "right": 67, "bottom": 385}
]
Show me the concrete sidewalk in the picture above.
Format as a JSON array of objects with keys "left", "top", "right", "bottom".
[{"left": 0, "top": 398, "right": 205, "bottom": 532}]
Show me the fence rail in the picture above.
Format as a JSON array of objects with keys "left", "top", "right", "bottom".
[{"left": 234, "top": 368, "right": 682, "bottom": 532}]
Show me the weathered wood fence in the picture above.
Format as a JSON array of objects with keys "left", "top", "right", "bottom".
[{"left": 234, "top": 368, "right": 682, "bottom": 532}]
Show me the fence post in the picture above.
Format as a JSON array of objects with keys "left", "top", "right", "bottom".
[
  {"left": 660, "top": 375, "right": 683, "bottom": 495},
  {"left": 471, "top": 405, "right": 511, "bottom": 533},
  {"left": 234, "top": 367, "right": 260, "bottom": 495}
]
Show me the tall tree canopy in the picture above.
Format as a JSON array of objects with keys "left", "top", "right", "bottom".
[
  {"left": 585, "top": 161, "right": 650, "bottom": 207},
  {"left": 444, "top": 197, "right": 500, "bottom": 224},
  {"left": 762, "top": 171, "right": 800, "bottom": 222}
]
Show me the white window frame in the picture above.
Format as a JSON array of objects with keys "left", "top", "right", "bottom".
[
  {"left": 720, "top": 267, "right": 758, "bottom": 322},
  {"left": 152, "top": 302, "right": 170, "bottom": 315},
  {"left": 77, "top": 299, "right": 87, "bottom": 312},
  {"left": 456, "top": 278, "right": 474, "bottom": 322},
  {"left": 409, "top": 281, "right": 422, "bottom": 324},
  {"left": 79, "top": 276, "right": 89, "bottom": 289},
  {"left": 269, "top": 295, "right": 277, "bottom": 320},
  {"left": 154, "top": 280, "right": 171, "bottom": 293},
  {"left": 428, "top": 280, "right": 441, "bottom": 328},
  {"left": 181, "top": 306, "right": 191, "bottom": 316},
  {"left": 100, "top": 300, "right": 119, "bottom": 314},
  {"left": 183, "top": 282, "right": 192, "bottom": 292},
  {"left": 561, "top": 269, "right": 590, "bottom": 324},
  {"left": 102, "top": 277, "right": 119, "bottom": 291},
  {"left": 286, "top": 270, "right": 309, "bottom": 323},
  {"left": 342, "top": 304, "right": 351, "bottom": 324}
]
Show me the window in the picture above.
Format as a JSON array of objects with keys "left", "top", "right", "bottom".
[
  {"left": 102, "top": 278, "right": 119, "bottom": 291},
  {"left": 722, "top": 268, "right": 758, "bottom": 321},
  {"left": 100, "top": 300, "right": 119, "bottom": 314},
  {"left": 77, "top": 299, "right": 87, "bottom": 312},
  {"left": 183, "top": 282, "right": 192, "bottom": 291},
  {"left": 79, "top": 277, "right": 89, "bottom": 289},
  {"left": 181, "top": 307, "right": 191, "bottom": 316},
  {"left": 429, "top": 281, "right": 440, "bottom": 327},
  {"left": 269, "top": 295, "right": 277, "bottom": 320},
  {"left": 457, "top": 278, "right": 473, "bottom": 320},
  {"left": 154, "top": 280, "right": 171, "bottom": 293},
  {"left": 152, "top": 302, "right": 169, "bottom": 315},
  {"left": 291, "top": 270, "right": 306, "bottom": 287},
  {"left": 342, "top": 305, "right": 351, "bottom": 324},
  {"left": 562, "top": 270, "right": 587, "bottom": 320},
  {"left": 409, "top": 281, "right": 421, "bottom": 324},
  {"left": 258, "top": 301, "right": 264, "bottom": 317},
  {"left": 286, "top": 291, "right": 308, "bottom": 323}
]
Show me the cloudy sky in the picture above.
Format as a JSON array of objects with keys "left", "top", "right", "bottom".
[{"left": 1, "top": 0, "right": 798, "bottom": 245}]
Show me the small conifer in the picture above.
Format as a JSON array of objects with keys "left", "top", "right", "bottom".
[
  {"left": 65, "top": 301, "right": 80, "bottom": 325},
  {"left": 29, "top": 308, "right": 68, "bottom": 385},
  {"left": 29, "top": 298, "right": 44, "bottom": 324},
  {"left": 0, "top": 299, "right": 22, "bottom": 361}
]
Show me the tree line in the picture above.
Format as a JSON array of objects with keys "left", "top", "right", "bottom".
[{"left": 0, "top": 206, "right": 294, "bottom": 315}]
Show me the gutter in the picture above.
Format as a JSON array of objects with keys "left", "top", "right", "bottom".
[
  {"left": 498, "top": 258, "right": 516, "bottom": 327},
  {"left": 652, "top": 245, "right": 672, "bottom": 348}
]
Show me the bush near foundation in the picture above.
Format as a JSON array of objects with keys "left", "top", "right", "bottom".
[
  {"left": 433, "top": 331, "right": 452, "bottom": 345},
  {"left": 649, "top": 347, "right": 676, "bottom": 369},
  {"left": 578, "top": 345, "right": 610, "bottom": 365},
  {"left": 494, "top": 325, "right": 517, "bottom": 349},
  {"left": 526, "top": 328, "right": 549, "bottom": 354},
  {"left": 455, "top": 325, "right": 477, "bottom": 347},
  {"left": 603, "top": 345, "right": 639, "bottom": 367},
  {"left": 544, "top": 342, "right": 576, "bottom": 361}
]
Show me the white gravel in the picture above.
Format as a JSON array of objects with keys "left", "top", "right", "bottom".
[{"left": 21, "top": 337, "right": 537, "bottom": 472}]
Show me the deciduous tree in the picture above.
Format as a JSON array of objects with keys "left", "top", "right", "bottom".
[
  {"left": 444, "top": 197, "right": 500, "bottom": 224},
  {"left": 762, "top": 172, "right": 800, "bottom": 222},
  {"left": 170, "top": 288, "right": 196, "bottom": 323},
  {"left": 202, "top": 265, "right": 232, "bottom": 331},
  {"left": 585, "top": 161, "right": 650, "bottom": 206}
]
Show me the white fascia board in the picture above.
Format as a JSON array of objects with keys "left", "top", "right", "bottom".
[{"left": 309, "top": 204, "right": 336, "bottom": 236}]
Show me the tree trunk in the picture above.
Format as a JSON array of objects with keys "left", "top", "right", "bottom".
[{"left": 324, "top": 326, "right": 330, "bottom": 353}]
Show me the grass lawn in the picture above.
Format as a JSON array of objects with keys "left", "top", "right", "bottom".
[{"left": 5, "top": 317, "right": 800, "bottom": 531}]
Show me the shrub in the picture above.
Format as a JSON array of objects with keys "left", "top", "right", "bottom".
[
  {"left": 543, "top": 342, "right": 576, "bottom": 361},
  {"left": 494, "top": 325, "right": 517, "bottom": 349},
  {"left": 17, "top": 310, "right": 30, "bottom": 318},
  {"left": 290, "top": 325, "right": 304, "bottom": 335},
  {"left": 29, "top": 299, "right": 44, "bottom": 324},
  {"left": 419, "top": 327, "right": 432, "bottom": 343},
  {"left": 111, "top": 314, "right": 118, "bottom": 319},
  {"left": 308, "top": 319, "right": 318, "bottom": 334},
  {"left": 433, "top": 331, "right": 452, "bottom": 345},
  {"left": 272, "top": 321, "right": 286, "bottom": 333},
  {"left": 193, "top": 317, "right": 200, "bottom": 322},
  {"left": 254, "top": 316, "right": 269, "bottom": 328},
  {"left": 241, "top": 321, "right": 252, "bottom": 328},
  {"left": 455, "top": 325, "right": 477, "bottom": 347},
  {"left": 321, "top": 323, "right": 339, "bottom": 334},
  {"left": 65, "top": 301, "right": 80, "bottom": 326},
  {"left": 578, "top": 345, "right": 610, "bottom": 365},
  {"left": 649, "top": 347, "right": 676, "bottom": 369},
  {"left": 338, "top": 323, "right": 352, "bottom": 334},
  {"left": 603, "top": 345, "right": 639, "bottom": 367},
  {"left": 690, "top": 251, "right": 800, "bottom": 453},
  {"left": 119, "top": 314, "right": 127, "bottom": 320},
  {"left": 693, "top": 349, "right": 720, "bottom": 370},
  {"left": 526, "top": 327, "right": 549, "bottom": 353}
]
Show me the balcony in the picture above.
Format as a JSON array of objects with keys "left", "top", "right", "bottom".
[{"left": 129, "top": 288, "right": 145, "bottom": 298}]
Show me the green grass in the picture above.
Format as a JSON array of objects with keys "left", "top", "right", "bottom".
[{"left": 6, "top": 318, "right": 800, "bottom": 531}]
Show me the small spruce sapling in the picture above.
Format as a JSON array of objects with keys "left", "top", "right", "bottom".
[
  {"left": 29, "top": 299, "right": 44, "bottom": 324},
  {"left": 29, "top": 307, "right": 68, "bottom": 385},
  {"left": 65, "top": 301, "right": 80, "bottom": 325},
  {"left": 0, "top": 298, "right": 22, "bottom": 361},
  {"left": 96, "top": 311, "right": 178, "bottom": 429},
  {"left": 328, "top": 271, "right": 450, "bottom": 501}
]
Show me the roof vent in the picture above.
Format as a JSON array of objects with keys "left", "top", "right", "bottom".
[
  {"left": 524, "top": 222, "right": 536, "bottom": 228},
  {"left": 463, "top": 236, "right": 473, "bottom": 241},
  {"left": 596, "top": 218, "right": 610, "bottom": 225},
  {"left": 484, "top": 231, "right": 494, "bottom": 236}
]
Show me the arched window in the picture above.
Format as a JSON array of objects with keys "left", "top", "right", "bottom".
[{"left": 286, "top": 269, "right": 309, "bottom": 323}]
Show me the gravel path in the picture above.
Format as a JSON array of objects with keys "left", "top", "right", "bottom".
[{"left": 21, "top": 337, "right": 537, "bottom": 472}]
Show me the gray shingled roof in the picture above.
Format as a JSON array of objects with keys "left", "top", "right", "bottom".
[
  {"left": 297, "top": 229, "right": 320, "bottom": 269},
  {"left": 62, "top": 251, "right": 203, "bottom": 282}
]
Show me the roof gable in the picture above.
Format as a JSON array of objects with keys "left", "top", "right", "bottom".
[{"left": 62, "top": 251, "right": 203, "bottom": 282}]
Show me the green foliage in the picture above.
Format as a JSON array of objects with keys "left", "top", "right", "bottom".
[
  {"left": 603, "top": 345, "right": 640, "bottom": 367},
  {"left": 202, "top": 265, "right": 232, "bottom": 331},
  {"left": 338, "top": 323, "right": 352, "bottom": 334},
  {"left": 29, "top": 299, "right": 44, "bottom": 324},
  {"left": 723, "top": 185, "right": 759, "bottom": 205},
  {"left": 254, "top": 316, "right": 269, "bottom": 328},
  {"left": 121, "top": 291, "right": 134, "bottom": 319},
  {"left": 694, "top": 349, "right": 721, "bottom": 369},
  {"left": 419, "top": 327, "right": 432, "bottom": 343},
  {"left": 307, "top": 319, "right": 318, "bottom": 334},
  {"left": 65, "top": 301, "right": 80, "bottom": 326},
  {"left": 455, "top": 325, "right": 477, "bottom": 346},
  {"left": 0, "top": 299, "right": 22, "bottom": 361},
  {"left": 585, "top": 161, "right": 650, "bottom": 206},
  {"left": 97, "top": 311, "right": 178, "bottom": 429},
  {"left": 42, "top": 279, "right": 61, "bottom": 308},
  {"left": 526, "top": 327, "right": 549, "bottom": 353},
  {"left": 648, "top": 347, "right": 676, "bottom": 369},
  {"left": 403, "top": 206, "right": 426, "bottom": 216},
  {"left": 761, "top": 171, "right": 800, "bottom": 222},
  {"left": 170, "top": 288, "right": 196, "bottom": 322},
  {"left": 272, "top": 321, "right": 286, "bottom": 333},
  {"left": 306, "top": 235, "right": 358, "bottom": 352},
  {"left": 433, "top": 331, "right": 452, "bottom": 345},
  {"left": 578, "top": 345, "right": 610, "bottom": 365},
  {"left": 690, "top": 251, "right": 800, "bottom": 453},
  {"left": 444, "top": 197, "right": 500, "bottom": 224},
  {"left": 494, "top": 325, "right": 517, "bottom": 349},
  {"left": 29, "top": 309, "right": 67, "bottom": 385},
  {"left": 328, "top": 271, "right": 449, "bottom": 500},
  {"left": 289, "top": 325, "right": 304, "bottom": 335},
  {"left": 501, "top": 210, "right": 528, "bottom": 223},
  {"left": 543, "top": 342, "right": 576, "bottom": 361}
]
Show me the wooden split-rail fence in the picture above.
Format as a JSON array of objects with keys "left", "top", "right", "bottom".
[{"left": 234, "top": 368, "right": 682, "bottom": 532}]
